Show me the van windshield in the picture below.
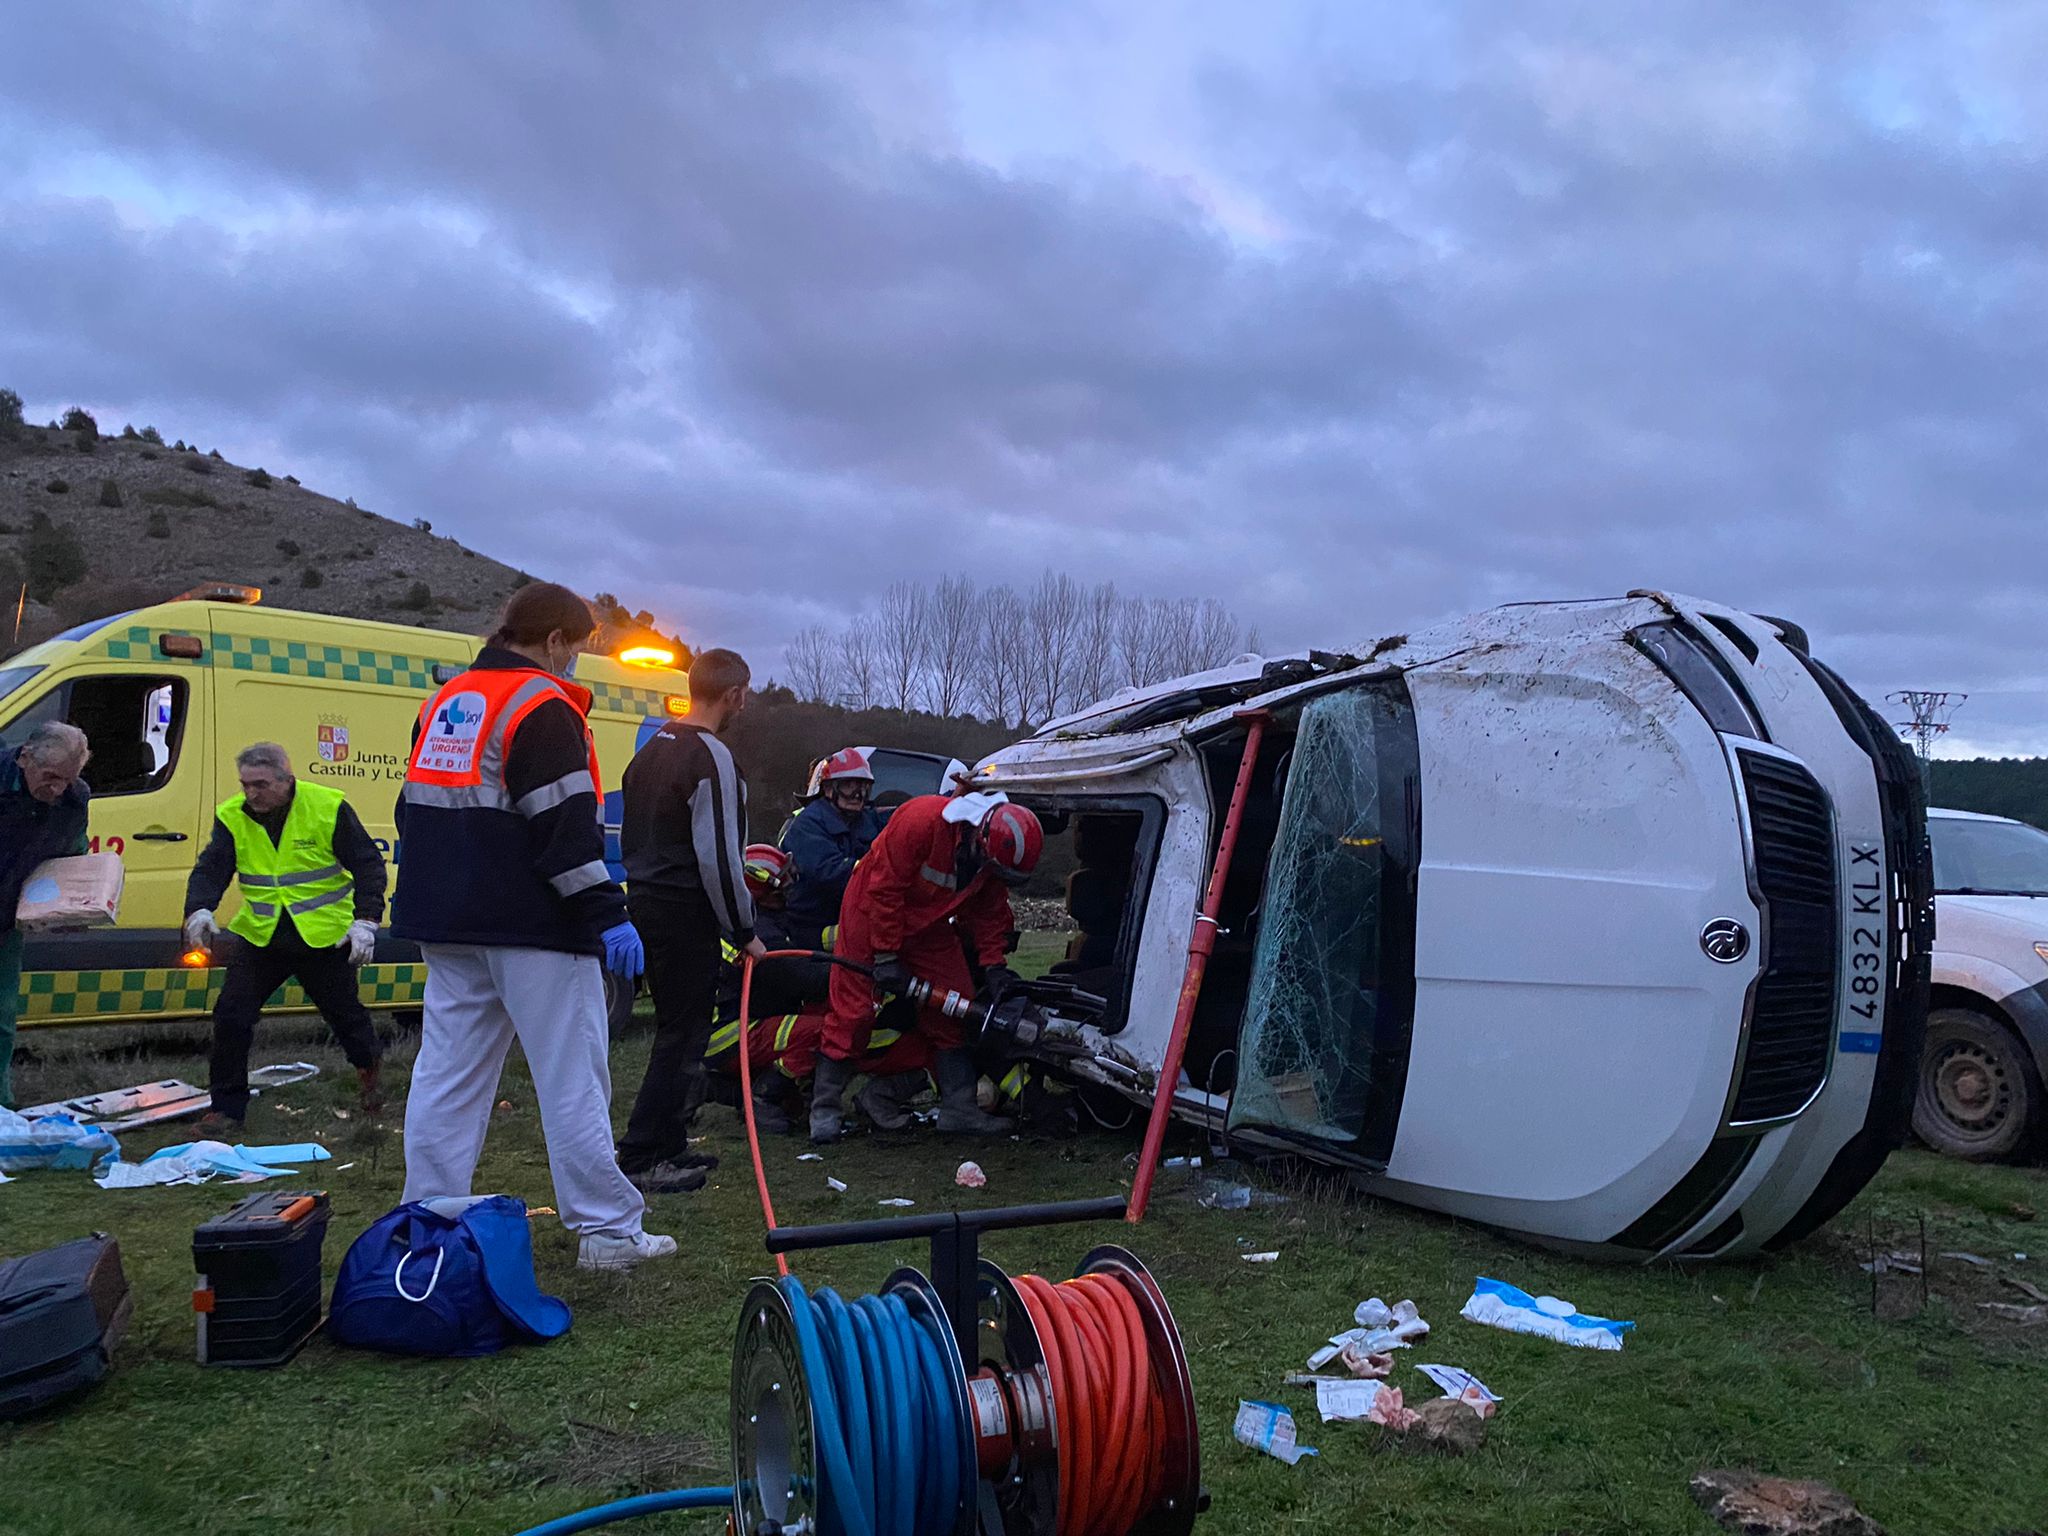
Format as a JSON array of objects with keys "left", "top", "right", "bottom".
[
  {"left": 1932, "top": 816, "right": 2048, "bottom": 897},
  {"left": 1226, "top": 679, "right": 1420, "bottom": 1164}
]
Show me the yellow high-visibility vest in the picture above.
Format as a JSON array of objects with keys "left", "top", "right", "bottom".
[{"left": 221, "top": 781, "right": 356, "bottom": 948}]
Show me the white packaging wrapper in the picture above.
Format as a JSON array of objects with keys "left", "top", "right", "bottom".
[
  {"left": 1415, "top": 1364, "right": 1501, "bottom": 1417},
  {"left": 1234, "top": 1400, "right": 1316, "bottom": 1464}
]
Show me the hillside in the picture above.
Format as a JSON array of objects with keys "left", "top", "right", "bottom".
[{"left": 0, "top": 419, "right": 531, "bottom": 651}]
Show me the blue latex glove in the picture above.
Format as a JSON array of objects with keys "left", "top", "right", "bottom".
[{"left": 601, "top": 921, "right": 645, "bottom": 981}]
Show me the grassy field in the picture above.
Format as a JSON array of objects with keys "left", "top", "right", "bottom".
[{"left": 4, "top": 960, "right": 2047, "bottom": 1535}]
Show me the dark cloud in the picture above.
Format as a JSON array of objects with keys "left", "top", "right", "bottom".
[
  {"left": 0, "top": 198, "right": 612, "bottom": 416},
  {"left": 1, "top": 2, "right": 2045, "bottom": 749}
]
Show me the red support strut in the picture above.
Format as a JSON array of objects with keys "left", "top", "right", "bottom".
[{"left": 1127, "top": 709, "right": 1271, "bottom": 1224}]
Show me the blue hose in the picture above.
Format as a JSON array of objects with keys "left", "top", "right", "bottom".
[
  {"left": 513, "top": 1484, "right": 732, "bottom": 1535},
  {"left": 512, "top": 1276, "right": 967, "bottom": 1536},
  {"left": 778, "top": 1275, "right": 970, "bottom": 1536}
]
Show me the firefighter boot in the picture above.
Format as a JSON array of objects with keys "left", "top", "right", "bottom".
[
  {"left": 809, "top": 1055, "right": 856, "bottom": 1144},
  {"left": 935, "top": 1049, "right": 1013, "bottom": 1135},
  {"left": 856, "top": 1069, "right": 927, "bottom": 1132},
  {"left": 751, "top": 1071, "right": 793, "bottom": 1136}
]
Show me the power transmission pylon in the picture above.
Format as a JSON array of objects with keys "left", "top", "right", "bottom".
[{"left": 1888, "top": 690, "right": 1965, "bottom": 798}]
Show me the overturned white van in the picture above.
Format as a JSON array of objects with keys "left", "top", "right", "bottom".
[{"left": 975, "top": 592, "right": 1932, "bottom": 1261}]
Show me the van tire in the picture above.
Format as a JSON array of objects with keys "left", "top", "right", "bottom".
[
  {"left": 604, "top": 971, "right": 640, "bottom": 1039},
  {"left": 1913, "top": 1007, "right": 2041, "bottom": 1161}
]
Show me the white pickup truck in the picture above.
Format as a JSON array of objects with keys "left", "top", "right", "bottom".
[
  {"left": 972, "top": 592, "right": 1932, "bottom": 1261},
  {"left": 1916, "top": 808, "right": 2048, "bottom": 1160}
]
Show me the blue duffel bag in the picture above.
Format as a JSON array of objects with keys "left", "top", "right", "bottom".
[{"left": 329, "top": 1195, "right": 571, "bottom": 1357}]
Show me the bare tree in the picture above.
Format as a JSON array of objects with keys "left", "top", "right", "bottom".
[
  {"left": 1153, "top": 596, "right": 1201, "bottom": 678},
  {"left": 975, "top": 584, "right": 1029, "bottom": 727},
  {"left": 1115, "top": 592, "right": 1159, "bottom": 688},
  {"left": 1061, "top": 581, "right": 1117, "bottom": 710},
  {"left": 802, "top": 572, "right": 1246, "bottom": 719},
  {"left": 1194, "top": 597, "right": 1241, "bottom": 669},
  {"left": 925, "top": 574, "right": 978, "bottom": 718},
  {"left": 784, "top": 624, "right": 835, "bottom": 702},
  {"left": 1025, "top": 570, "right": 1084, "bottom": 721},
  {"left": 877, "top": 580, "right": 931, "bottom": 711},
  {"left": 1242, "top": 624, "right": 1264, "bottom": 657},
  {"left": 837, "top": 614, "right": 882, "bottom": 710}
]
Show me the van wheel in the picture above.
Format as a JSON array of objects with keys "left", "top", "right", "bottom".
[
  {"left": 604, "top": 971, "right": 640, "bottom": 1039},
  {"left": 1913, "top": 1008, "right": 2041, "bottom": 1161}
]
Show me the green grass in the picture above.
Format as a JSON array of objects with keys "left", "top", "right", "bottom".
[{"left": 4, "top": 977, "right": 2047, "bottom": 1535}]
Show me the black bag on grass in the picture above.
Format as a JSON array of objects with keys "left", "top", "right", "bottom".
[{"left": 0, "top": 1233, "right": 134, "bottom": 1419}]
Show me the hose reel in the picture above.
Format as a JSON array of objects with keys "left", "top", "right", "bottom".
[{"left": 730, "top": 1200, "right": 1203, "bottom": 1536}]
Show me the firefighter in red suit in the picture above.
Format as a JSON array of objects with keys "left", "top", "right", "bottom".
[{"left": 811, "top": 794, "right": 1043, "bottom": 1143}]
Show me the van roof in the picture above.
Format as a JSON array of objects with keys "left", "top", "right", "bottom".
[{"left": 1928, "top": 806, "right": 2022, "bottom": 824}]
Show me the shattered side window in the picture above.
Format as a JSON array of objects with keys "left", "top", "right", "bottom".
[{"left": 1228, "top": 682, "right": 1418, "bottom": 1156}]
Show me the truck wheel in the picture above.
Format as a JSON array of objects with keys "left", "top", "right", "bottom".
[
  {"left": 1913, "top": 1007, "right": 2041, "bottom": 1161},
  {"left": 604, "top": 971, "right": 640, "bottom": 1039}
]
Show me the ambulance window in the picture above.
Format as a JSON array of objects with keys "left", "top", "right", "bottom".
[
  {"left": 0, "top": 664, "right": 44, "bottom": 704},
  {"left": 0, "top": 682, "right": 66, "bottom": 749},
  {"left": 0, "top": 675, "right": 191, "bottom": 797}
]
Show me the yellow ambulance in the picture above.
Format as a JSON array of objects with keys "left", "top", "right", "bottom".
[{"left": 0, "top": 584, "right": 689, "bottom": 1029}]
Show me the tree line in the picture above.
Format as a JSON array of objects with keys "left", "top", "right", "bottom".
[
  {"left": 1928, "top": 759, "right": 2048, "bottom": 830},
  {"left": 781, "top": 571, "right": 1260, "bottom": 727}
]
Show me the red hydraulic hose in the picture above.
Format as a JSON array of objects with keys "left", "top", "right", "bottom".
[
  {"left": 1127, "top": 708, "right": 1270, "bottom": 1224},
  {"left": 734, "top": 945, "right": 909, "bottom": 1273},
  {"left": 736, "top": 948, "right": 820, "bottom": 1278}
]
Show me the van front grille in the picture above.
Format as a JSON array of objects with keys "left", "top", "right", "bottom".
[{"left": 1734, "top": 753, "right": 1839, "bottom": 1123}]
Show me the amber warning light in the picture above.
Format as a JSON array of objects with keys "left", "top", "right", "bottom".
[
  {"left": 664, "top": 695, "right": 691, "bottom": 717},
  {"left": 617, "top": 644, "right": 678, "bottom": 668},
  {"left": 181, "top": 949, "right": 211, "bottom": 968}
]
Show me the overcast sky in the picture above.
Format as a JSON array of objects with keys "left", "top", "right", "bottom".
[{"left": 3, "top": 3, "right": 2042, "bottom": 753}]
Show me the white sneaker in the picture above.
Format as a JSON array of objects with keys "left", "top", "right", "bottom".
[{"left": 577, "top": 1231, "right": 678, "bottom": 1272}]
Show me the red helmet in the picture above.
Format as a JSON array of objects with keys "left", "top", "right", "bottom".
[
  {"left": 743, "top": 843, "right": 793, "bottom": 899},
  {"left": 805, "top": 746, "right": 875, "bottom": 799},
  {"left": 980, "top": 802, "right": 1043, "bottom": 885}
]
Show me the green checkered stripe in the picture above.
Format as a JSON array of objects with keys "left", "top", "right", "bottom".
[
  {"left": 94, "top": 625, "right": 670, "bottom": 714},
  {"left": 584, "top": 678, "right": 672, "bottom": 718},
  {"left": 209, "top": 633, "right": 458, "bottom": 689},
  {"left": 360, "top": 964, "right": 428, "bottom": 1005},
  {"left": 17, "top": 963, "right": 427, "bottom": 1023},
  {"left": 94, "top": 624, "right": 205, "bottom": 664}
]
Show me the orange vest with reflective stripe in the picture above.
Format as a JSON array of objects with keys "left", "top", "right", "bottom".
[{"left": 405, "top": 665, "right": 602, "bottom": 812}]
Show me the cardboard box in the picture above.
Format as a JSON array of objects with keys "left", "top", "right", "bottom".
[{"left": 15, "top": 853, "right": 124, "bottom": 931}]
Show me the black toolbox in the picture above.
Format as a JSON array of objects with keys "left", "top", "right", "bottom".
[
  {"left": 0, "top": 1233, "right": 134, "bottom": 1419},
  {"left": 192, "top": 1190, "right": 331, "bottom": 1367}
]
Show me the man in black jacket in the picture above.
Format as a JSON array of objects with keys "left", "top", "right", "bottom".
[
  {"left": 0, "top": 722, "right": 92, "bottom": 1108},
  {"left": 615, "top": 647, "right": 766, "bottom": 1191}
]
